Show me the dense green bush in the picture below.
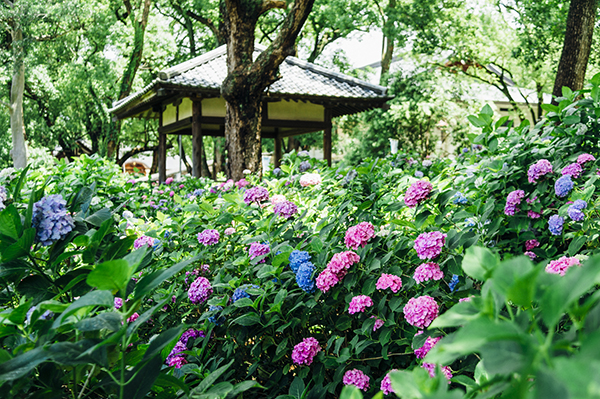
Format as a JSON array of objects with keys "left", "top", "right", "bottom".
[{"left": 3, "top": 78, "right": 600, "bottom": 398}]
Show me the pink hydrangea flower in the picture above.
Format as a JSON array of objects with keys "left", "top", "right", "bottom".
[
  {"left": 528, "top": 210, "right": 542, "bottom": 219},
  {"left": 197, "top": 229, "right": 220, "bottom": 246},
  {"left": 376, "top": 273, "right": 402, "bottom": 293},
  {"left": 524, "top": 251, "right": 536, "bottom": 260},
  {"left": 414, "top": 334, "right": 442, "bottom": 359},
  {"left": 249, "top": 242, "right": 270, "bottom": 262},
  {"left": 459, "top": 296, "right": 473, "bottom": 303},
  {"left": 371, "top": 316, "right": 384, "bottom": 331},
  {"left": 270, "top": 194, "right": 287, "bottom": 205},
  {"left": 134, "top": 235, "right": 154, "bottom": 249},
  {"left": 344, "top": 222, "right": 375, "bottom": 249},
  {"left": 167, "top": 355, "right": 187, "bottom": 368},
  {"left": 224, "top": 227, "right": 236, "bottom": 235},
  {"left": 380, "top": 370, "right": 397, "bottom": 395},
  {"left": 342, "top": 369, "right": 370, "bottom": 391},
  {"left": 413, "top": 262, "right": 444, "bottom": 284},
  {"left": 422, "top": 363, "right": 452, "bottom": 382},
  {"left": 527, "top": 159, "right": 553, "bottom": 183},
  {"left": 235, "top": 178, "right": 249, "bottom": 189},
  {"left": 299, "top": 173, "right": 322, "bottom": 187},
  {"left": 545, "top": 256, "right": 581, "bottom": 276},
  {"left": 403, "top": 296, "right": 439, "bottom": 328},
  {"left": 273, "top": 201, "right": 298, "bottom": 219},
  {"left": 348, "top": 295, "right": 373, "bottom": 314},
  {"left": 525, "top": 239, "right": 540, "bottom": 250},
  {"left": 414, "top": 231, "right": 446, "bottom": 260},
  {"left": 165, "top": 177, "right": 174, "bottom": 185},
  {"left": 577, "top": 153, "right": 595, "bottom": 165},
  {"left": 562, "top": 163, "right": 583, "bottom": 178},
  {"left": 291, "top": 337, "right": 321, "bottom": 366},
  {"left": 127, "top": 312, "right": 139, "bottom": 323},
  {"left": 316, "top": 251, "right": 360, "bottom": 293},
  {"left": 404, "top": 180, "right": 433, "bottom": 208}
]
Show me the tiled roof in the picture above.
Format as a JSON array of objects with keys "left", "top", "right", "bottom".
[{"left": 109, "top": 45, "right": 388, "bottom": 114}]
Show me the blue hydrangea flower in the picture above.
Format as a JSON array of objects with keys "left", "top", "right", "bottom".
[
  {"left": 343, "top": 170, "right": 358, "bottom": 184},
  {"left": 465, "top": 218, "right": 476, "bottom": 227},
  {"left": 548, "top": 215, "right": 564, "bottom": 235},
  {"left": 415, "top": 171, "right": 424, "bottom": 178},
  {"left": 449, "top": 275, "right": 459, "bottom": 292},
  {"left": 453, "top": 192, "right": 468, "bottom": 205},
  {"left": 152, "top": 238, "right": 162, "bottom": 250},
  {"left": 571, "top": 199, "right": 587, "bottom": 210},
  {"left": 568, "top": 207, "right": 584, "bottom": 221},
  {"left": 289, "top": 250, "right": 311, "bottom": 273},
  {"left": 273, "top": 167, "right": 282, "bottom": 176},
  {"left": 207, "top": 305, "right": 225, "bottom": 325},
  {"left": 555, "top": 175, "right": 574, "bottom": 197},
  {"left": 295, "top": 262, "right": 316, "bottom": 293},
  {"left": 0, "top": 185, "right": 6, "bottom": 210},
  {"left": 32, "top": 194, "right": 75, "bottom": 246},
  {"left": 232, "top": 284, "right": 260, "bottom": 303},
  {"left": 299, "top": 161, "right": 311, "bottom": 172}
]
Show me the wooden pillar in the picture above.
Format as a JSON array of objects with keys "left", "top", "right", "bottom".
[
  {"left": 158, "top": 111, "right": 167, "bottom": 183},
  {"left": 274, "top": 128, "right": 282, "bottom": 168},
  {"left": 323, "top": 108, "right": 332, "bottom": 167},
  {"left": 192, "top": 100, "right": 203, "bottom": 178}
]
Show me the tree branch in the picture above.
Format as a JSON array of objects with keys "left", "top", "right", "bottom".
[
  {"left": 118, "top": 143, "right": 173, "bottom": 166},
  {"left": 186, "top": 10, "right": 222, "bottom": 45},
  {"left": 260, "top": 0, "right": 287, "bottom": 16}
]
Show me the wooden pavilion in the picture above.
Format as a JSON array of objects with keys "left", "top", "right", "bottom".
[{"left": 109, "top": 45, "right": 392, "bottom": 181}]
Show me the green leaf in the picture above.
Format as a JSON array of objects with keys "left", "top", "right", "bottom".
[
  {"left": 226, "top": 380, "right": 262, "bottom": 398},
  {"left": 142, "top": 326, "right": 183, "bottom": 362},
  {"left": 232, "top": 313, "right": 261, "bottom": 326},
  {"left": 85, "top": 208, "right": 112, "bottom": 227},
  {"left": 75, "top": 312, "right": 122, "bottom": 332},
  {"left": 480, "top": 104, "right": 494, "bottom": 116},
  {"left": 311, "top": 236, "right": 323, "bottom": 253},
  {"left": 430, "top": 301, "right": 480, "bottom": 328},
  {"left": 462, "top": 246, "right": 497, "bottom": 281},
  {"left": 190, "top": 360, "right": 234, "bottom": 396},
  {"left": 339, "top": 385, "right": 363, "bottom": 399},
  {"left": 0, "top": 205, "right": 22, "bottom": 240},
  {"left": 87, "top": 259, "right": 132, "bottom": 292},
  {"left": 568, "top": 236, "right": 586, "bottom": 256},
  {"left": 123, "top": 355, "right": 163, "bottom": 399},
  {"left": 289, "top": 377, "right": 305, "bottom": 399},
  {"left": 0, "top": 347, "right": 49, "bottom": 381},
  {"left": 491, "top": 256, "right": 538, "bottom": 307},
  {"left": 468, "top": 115, "right": 485, "bottom": 127},
  {"left": 134, "top": 255, "right": 199, "bottom": 300},
  {"left": 53, "top": 290, "right": 114, "bottom": 328},
  {"left": 415, "top": 210, "right": 432, "bottom": 229},
  {"left": 1, "top": 228, "right": 35, "bottom": 262},
  {"left": 11, "top": 165, "right": 29, "bottom": 203}
]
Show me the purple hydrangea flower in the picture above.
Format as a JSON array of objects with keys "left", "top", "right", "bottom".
[
  {"left": 343, "top": 369, "right": 370, "bottom": 391},
  {"left": 291, "top": 337, "right": 321, "bottom": 365},
  {"left": 571, "top": 199, "right": 587, "bottom": 210},
  {"left": 299, "top": 160, "right": 311, "bottom": 172},
  {"left": 273, "top": 200, "right": 298, "bottom": 219},
  {"left": 32, "top": 194, "right": 75, "bottom": 246},
  {"left": 249, "top": 242, "right": 270, "bottom": 262},
  {"left": 524, "top": 251, "right": 537, "bottom": 260},
  {"left": 134, "top": 235, "right": 154, "bottom": 249},
  {"left": 568, "top": 206, "right": 585, "bottom": 221},
  {"left": 197, "top": 229, "right": 220, "bottom": 246},
  {"left": 577, "top": 153, "right": 595, "bottom": 165},
  {"left": 0, "top": 186, "right": 7, "bottom": 210},
  {"left": 243, "top": 186, "right": 269, "bottom": 205},
  {"left": 527, "top": 159, "right": 553, "bottom": 183},
  {"left": 562, "top": 163, "right": 583, "bottom": 178},
  {"left": 525, "top": 240, "right": 540, "bottom": 250},
  {"left": 548, "top": 215, "right": 564, "bottom": 235},
  {"left": 555, "top": 175, "right": 574, "bottom": 197},
  {"left": 381, "top": 370, "right": 397, "bottom": 395},
  {"left": 404, "top": 180, "right": 433, "bottom": 208},
  {"left": 188, "top": 277, "right": 212, "bottom": 304}
]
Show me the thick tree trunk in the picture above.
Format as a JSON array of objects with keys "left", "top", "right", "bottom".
[
  {"left": 9, "top": 25, "right": 27, "bottom": 169},
  {"left": 552, "top": 0, "right": 598, "bottom": 99},
  {"left": 220, "top": 0, "right": 315, "bottom": 180}
]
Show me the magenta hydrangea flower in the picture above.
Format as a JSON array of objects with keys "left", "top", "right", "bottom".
[
  {"left": 528, "top": 210, "right": 542, "bottom": 219},
  {"left": 249, "top": 242, "right": 270, "bottom": 262},
  {"left": 235, "top": 178, "right": 249, "bottom": 189},
  {"left": 127, "top": 312, "right": 139, "bottom": 323},
  {"left": 403, "top": 296, "right": 439, "bottom": 328},
  {"left": 342, "top": 369, "right": 370, "bottom": 391},
  {"left": 524, "top": 251, "right": 537, "bottom": 260},
  {"left": 114, "top": 297, "right": 123, "bottom": 310},
  {"left": 348, "top": 295, "right": 373, "bottom": 314},
  {"left": 167, "top": 355, "right": 187, "bottom": 368},
  {"left": 525, "top": 239, "right": 540, "bottom": 250},
  {"left": 561, "top": 163, "right": 583, "bottom": 178},
  {"left": 134, "top": 235, "right": 154, "bottom": 249},
  {"left": 344, "top": 222, "right": 376, "bottom": 249},
  {"left": 414, "top": 334, "right": 442, "bottom": 359},
  {"left": 197, "top": 229, "right": 220, "bottom": 246},
  {"left": 273, "top": 200, "right": 298, "bottom": 219},
  {"left": 413, "top": 262, "right": 444, "bottom": 284},
  {"left": 316, "top": 251, "right": 360, "bottom": 293},
  {"left": 459, "top": 296, "right": 473, "bottom": 303},
  {"left": 577, "top": 153, "right": 595, "bottom": 165},
  {"left": 414, "top": 231, "right": 446, "bottom": 260},
  {"left": 422, "top": 363, "right": 452, "bottom": 382},
  {"left": 527, "top": 159, "right": 553, "bottom": 183},
  {"left": 380, "top": 370, "right": 398, "bottom": 395},
  {"left": 291, "top": 337, "right": 321, "bottom": 366},
  {"left": 376, "top": 273, "right": 402, "bottom": 293},
  {"left": 243, "top": 186, "right": 269, "bottom": 204},
  {"left": 404, "top": 180, "right": 433, "bottom": 208},
  {"left": 188, "top": 277, "right": 212, "bottom": 304},
  {"left": 545, "top": 256, "right": 581, "bottom": 276},
  {"left": 371, "top": 316, "right": 384, "bottom": 331},
  {"left": 224, "top": 227, "right": 236, "bottom": 235}
]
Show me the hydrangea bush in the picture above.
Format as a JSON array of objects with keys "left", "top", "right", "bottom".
[{"left": 4, "top": 80, "right": 600, "bottom": 399}]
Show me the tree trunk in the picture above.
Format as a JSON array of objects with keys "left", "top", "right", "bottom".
[
  {"left": 379, "top": 0, "right": 396, "bottom": 86},
  {"left": 8, "top": 24, "right": 27, "bottom": 169},
  {"left": 213, "top": 137, "right": 225, "bottom": 178},
  {"left": 552, "top": 0, "right": 598, "bottom": 99},
  {"left": 220, "top": 0, "right": 315, "bottom": 181},
  {"left": 108, "top": 0, "right": 152, "bottom": 159}
]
